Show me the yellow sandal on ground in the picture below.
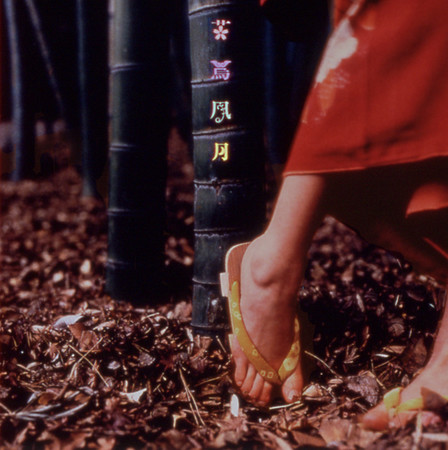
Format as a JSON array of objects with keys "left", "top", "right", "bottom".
[{"left": 220, "top": 242, "right": 301, "bottom": 386}]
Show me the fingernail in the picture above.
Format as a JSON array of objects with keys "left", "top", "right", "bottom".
[{"left": 288, "top": 390, "right": 300, "bottom": 402}]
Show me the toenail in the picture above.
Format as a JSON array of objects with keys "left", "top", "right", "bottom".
[{"left": 288, "top": 390, "right": 300, "bottom": 402}]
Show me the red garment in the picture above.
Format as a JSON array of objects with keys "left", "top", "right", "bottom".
[
  {"left": 284, "top": 0, "right": 448, "bottom": 217},
  {"left": 333, "top": 0, "right": 353, "bottom": 26}
]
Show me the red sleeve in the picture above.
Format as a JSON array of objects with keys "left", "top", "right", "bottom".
[{"left": 334, "top": 0, "right": 353, "bottom": 25}]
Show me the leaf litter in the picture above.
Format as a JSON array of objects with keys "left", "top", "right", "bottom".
[{"left": 1, "top": 160, "right": 448, "bottom": 448}]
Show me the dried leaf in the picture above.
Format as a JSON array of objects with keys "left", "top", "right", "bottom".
[
  {"left": 68, "top": 322, "right": 86, "bottom": 340},
  {"left": 78, "top": 330, "right": 98, "bottom": 351},
  {"left": 107, "top": 361, "right": 121, "bottom": 371},
  {"left": 345, "top": 374, "right": 380, "bottom": 406},
  {"left": 230, "top": 394, "right": 239, "bottom": 417},
  {"left": 96, "top": 436, "right": 117, "bottom": 450},
  {"left": 120, "top": 388, "right": 147, "bottom": 404},
  {"left": 94, "top": 320, "right": 116, "bottom": 332},
  {"left": 302, "top": 384, "right": 326, "bottom": 400},
  {"left": 319, "top": 418, "right": 351, "bottom": 444},
  {"left": 51, "top": 402, "right": 88, "bottom": 420},
  {"left": 80, "top": 259, "right": 91, "bottom": 275},
  {"left": 37, "top": 391, "right": 58, "bottom": 406},
  {"left": 52, "top": 271, "right": 65, "bottom": 284},
  {"left": 290, "top": 430, "right": 326, "bottom": 447},
  {"left": 53, "top": 314, "right": 84, "bottom": 329}
]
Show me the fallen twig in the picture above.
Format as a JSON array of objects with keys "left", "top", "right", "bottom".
[
  {"left": 178, "top": 368, "right": 205, "bottom": 427},
  {"left": 67, "top": 341, "right": 109, "bottom": 387},
  {"left": 304, "top": 350, "right": 340, "bottom": 378},
  {"left": 67, "top": 336, "right": 103, "bottom": 381},
  {"left": 0, "top": 401, "right": 13, "bottom": 415},
  {"left": 412, "top": 412, "right": 423, "bottom": 450}
]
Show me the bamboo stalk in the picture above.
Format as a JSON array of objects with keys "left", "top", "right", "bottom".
[
  {"left": 189, "top": 0, "right": 266, "bottom": 334},
  {"left": 76, "top": 0, "right": 108, "bottom": 198},
  {"left": 24, "top": 0, "right": 66, "bottom": 122},
  {"left": 0, "top": 0, "right": 3, "bottom": 124},
  {"left": 106, "top": 0, "right": 171, "bottom": 303},
  {"left": 4, "top": 0, "right": 34, "bottom": 180}
]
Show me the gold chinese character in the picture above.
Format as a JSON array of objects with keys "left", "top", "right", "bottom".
[
  {"left": 210, "top": 101, "right": 232, "bottom": 124},
  {"left": 212, "top": 142, "right": 229, "bottom": 161}
]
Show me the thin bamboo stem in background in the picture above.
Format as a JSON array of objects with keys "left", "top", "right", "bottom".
[{"left": 4, "top": 0, "right": 34, "bottom": 180}]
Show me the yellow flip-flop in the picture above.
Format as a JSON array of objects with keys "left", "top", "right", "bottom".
[
  {"left": 220, "top": 242, "right": 301, "bottom": 385},
  {"left": 383, "top": 387, "right": 422, "bottom": 417},
  {"left": 383, "top": 386, "right": 448, "bottom": 416}
]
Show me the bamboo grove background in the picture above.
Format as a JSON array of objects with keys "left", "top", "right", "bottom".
[{"left": 0, "top": 0, "right": 327, "bottom": 335}]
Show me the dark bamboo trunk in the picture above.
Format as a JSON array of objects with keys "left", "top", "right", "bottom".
[
  {"left": 0, "top": 0, "right": 3, "bottom": 123},
  {"left": 263, "top": 21, "right": 328, "bottom": 171},
  {"left": 24, "top": 0, "right": 65, "bottom": 122},
  {"left": 76, "top": 0, "right": 108, "bottom": 198},
  {"left": 189, "top": 0, "right": 265, "bottom": 335},
  {"left": 4, "top": 0, "right": 34, "bottom": 180},
  {"left": 106, "top": 0, "right": 171, "bottom": 303}
]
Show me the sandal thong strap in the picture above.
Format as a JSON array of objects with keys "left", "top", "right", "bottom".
[
  {"left": 229, "top": 280, "right": 300, "bottom": 386},
  {"left": 383, "top": 387, "right": 448, "bottom": 415}
]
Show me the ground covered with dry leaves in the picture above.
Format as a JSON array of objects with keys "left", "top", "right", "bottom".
[{"left": 2, "top": 156, "right": 448, "bottom": 448}]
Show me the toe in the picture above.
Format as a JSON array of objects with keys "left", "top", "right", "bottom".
[
  {"left": 259, "top": 381, "right": 273, "bottom": 406},
  {"left": 362, "top": 403, "right": 390, "bottom": 431},
  {"left": 282, "top": 366, "right": 304, "bottom": 403},
  {"left": 233, "top": 357, "right": 248, "bottom": 387},
  {"left": 421, "top": 411, "right": 443, "bottom": 428},
  {"left": 391, "top": 411, "right": 417, "bottom": 429},
  {"left": 232, "top": 338, "right": 248, "bottom": 387},
  {"left": 241, "top": 365, "right": 257, "bottom": 397},
  {"left": 248, "top": 373, "right": 265, "bottom": 402}
]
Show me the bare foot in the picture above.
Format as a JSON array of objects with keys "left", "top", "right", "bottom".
[
  {"left": 230, "top": 235, "right": 305, "bottom": 405},
  {"left": 228, "top": 174, "right": 326, "bottom": 405},
  {"left": 363, "top": 298, "right": 448, "bottom": 430},
  {"left": 362, "top": 362, "right": 448, "bottom": 429}
]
